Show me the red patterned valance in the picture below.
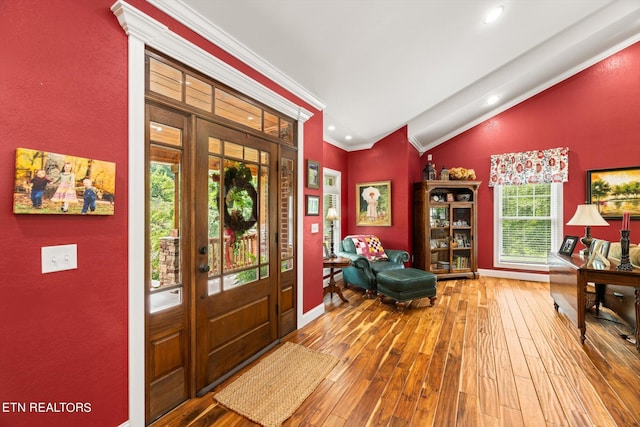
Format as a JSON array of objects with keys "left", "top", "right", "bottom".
[{"left": 489, "top": 147, "right": 569, "bottom": 186}]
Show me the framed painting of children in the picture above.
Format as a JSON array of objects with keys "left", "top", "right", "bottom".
[
  {"left": 13, "top": 147, "right": 116, "bottom": 215},
  {"left": 355, "top": 181, "right": 392, "bottom": 226}
]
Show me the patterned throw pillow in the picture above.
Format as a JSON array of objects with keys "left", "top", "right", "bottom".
[{"left": 349, "top": 235, "right": 388, "bottom": 261}]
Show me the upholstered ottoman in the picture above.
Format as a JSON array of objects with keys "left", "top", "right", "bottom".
[{"left": 376, "top": 268, "right": 437, "bottom": 312}]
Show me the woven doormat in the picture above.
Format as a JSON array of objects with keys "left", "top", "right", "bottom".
[{"left": 213, "top": 342, "right": 338, "bottom": 427}]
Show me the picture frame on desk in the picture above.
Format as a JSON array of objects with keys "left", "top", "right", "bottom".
[{"left": 559, "top": 235, "right": 578, "bottom": 256}]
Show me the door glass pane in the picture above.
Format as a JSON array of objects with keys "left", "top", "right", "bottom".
[
  {"left": 148, "top": 58, "right": 182, "bottom": 101},
  {"left": 222, "top": 160, "right": 259, "bottom": 285},
  {"left": 260, "top": 164, "right": 269, "bottom": 277},
  {"left": 150, "top": 122, "right": 182, "bottom": 147},
  {"left": 185, "top": 74, "right": 212, "bottom": 112},
  {"left": 208, "top": 156, "right": 222, "bottom": 282},
  {"left": 264, "top": 112, "right": 278, "bottom": 137},
  {"left": 215, "top": 88, "right": 262, "bottom": 131},
  {"left": 280, "top": 158, "right": 294, "bottom": 271},
  {"left": 148, "top": 145, "right": 183, "bottom": 310},
  {"left": 280, "top": 119, "right": 293, "bottom": 143},
  {"left": 225, "top": 142, "right": 244, "bottom": 160}
]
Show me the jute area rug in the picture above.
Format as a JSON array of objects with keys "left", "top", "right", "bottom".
[{"left": 213, "top": 342, "right": 339, "bottom": 427}]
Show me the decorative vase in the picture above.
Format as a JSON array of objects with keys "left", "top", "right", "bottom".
[{"left": 616, "top": 229, "right": 633, "bottom": 271}]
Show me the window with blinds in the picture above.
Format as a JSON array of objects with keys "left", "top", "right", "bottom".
[
  {"left": 323, "top": 169, "right": 341, "bottom": 258},
  {"left": 494, "top": 183, "right": 563, "bottom": 268}
]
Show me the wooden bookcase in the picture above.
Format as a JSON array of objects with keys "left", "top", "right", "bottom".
[{"left": 413, "top": 180, "right": 480, "bottom": 279}]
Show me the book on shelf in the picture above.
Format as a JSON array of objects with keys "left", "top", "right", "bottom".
[{"left": 452, "top": 255, "right": 469, "bottom": 269}]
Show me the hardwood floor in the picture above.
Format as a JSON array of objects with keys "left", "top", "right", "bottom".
[{"left": 152, "top": 277, "right": 640, "bottom": 426}]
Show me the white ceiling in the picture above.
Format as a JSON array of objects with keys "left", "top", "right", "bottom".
[{"left": 151, "top": 0, "right": 640, "bottom": 153}]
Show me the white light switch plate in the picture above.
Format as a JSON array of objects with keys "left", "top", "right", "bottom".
[
  {"left": 311, "top": 223, "right": 319, "bottom": 233},
  {"left": 42, "top": 244, "right": 78, "bottom": 273}
]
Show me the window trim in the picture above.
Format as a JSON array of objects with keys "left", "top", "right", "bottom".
[
  {"left": 323, "top": 167, "right": 341, "bottom": 258},
  {"left": 493, "top": 183, "right": 563, "bottom": 272}
]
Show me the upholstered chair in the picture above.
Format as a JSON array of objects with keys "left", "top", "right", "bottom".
[{"left": 336, "top": 235, "right": 409, "bottom": 297}]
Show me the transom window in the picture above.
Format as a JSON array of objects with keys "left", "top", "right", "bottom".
[{"left": 147, "top": 54, "right": 294, "bottom": 144}]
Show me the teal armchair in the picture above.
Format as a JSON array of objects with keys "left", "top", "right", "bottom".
[{"left": 337, "top": 235, "right": 409, "bottom": 297}]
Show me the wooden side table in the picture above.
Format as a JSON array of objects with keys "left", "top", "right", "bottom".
[{"left": 323, "top": 257, "right": 351, "bottom": 303}]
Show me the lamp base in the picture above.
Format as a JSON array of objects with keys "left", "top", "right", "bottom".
[{"left": 580, "top": 226, "right": 593, "bottom": 255}]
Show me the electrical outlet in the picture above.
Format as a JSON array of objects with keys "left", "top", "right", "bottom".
[{"left": 42, "top": 244, "right": 78, "bottom": 273}]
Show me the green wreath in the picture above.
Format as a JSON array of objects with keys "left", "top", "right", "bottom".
[{"left": 223, "top": 164, "right": 258, "bottom": 239}]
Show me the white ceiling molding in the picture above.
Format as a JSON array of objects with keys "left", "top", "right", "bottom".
[
  {"left": 112, "top": 0, "right": 313, "bottom": 124},
  {"left": 147, "top": 0, "right": 326, "bottom": 113},
  {"left": 323, "top": 135, "right": 355, "bottom": 152}
]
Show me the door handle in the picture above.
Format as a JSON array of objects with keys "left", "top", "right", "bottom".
[
  {"left": 199, "top": 246, "right": 208, "bottom": 254},
  {"left": 199, "top": 264, "right": 211, "bottom": 273}
]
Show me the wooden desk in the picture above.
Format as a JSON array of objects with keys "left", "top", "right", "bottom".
[
  {"left": 577, "top": 262, "right": 640, "bottom": 351},
  {"left": 323, "top": 257, "right": 350, "bottom": 303}
]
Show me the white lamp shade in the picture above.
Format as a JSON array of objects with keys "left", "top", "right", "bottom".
[
  {"left": 566, "top": 204, "right": 609, "bottom": 226},
  {"left": 326, "top": 207, "right": 339, "bottom": 221}
]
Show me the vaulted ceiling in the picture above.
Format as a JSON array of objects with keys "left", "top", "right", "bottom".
[{"left": 150, "top": 0, "right": 640, "bottom": 152}]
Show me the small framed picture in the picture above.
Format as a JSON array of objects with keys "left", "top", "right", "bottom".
[
  {"left": 306, "top": 195, "right": 319, "bottom": 216},
  {"left": 559, "top": 235, "right": 579, "bottom": 256},
  {"left": 306, "top": 160, "right": 320, "bottom": 189},
  {"left": 446, "top": 193, "right": 454, "bottom": 202}
]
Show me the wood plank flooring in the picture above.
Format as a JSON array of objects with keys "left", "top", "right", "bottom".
[{"left": 152, "top": 277, "right": 640, "bottom": 426}]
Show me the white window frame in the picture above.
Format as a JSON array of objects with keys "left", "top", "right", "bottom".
[
  {"left": 323, "top": 167, "right": 342, "bottom": 257},
  {"left": 493, "top": 183, "right": 563, "bottom": 272}
]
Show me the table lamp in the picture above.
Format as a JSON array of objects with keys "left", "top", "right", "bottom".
[
  {"left": 326, "top": 207, "right": 339, "bottom": 258},
  {"left": 566, "top": 204, "right": 609, "bottom": 254}
]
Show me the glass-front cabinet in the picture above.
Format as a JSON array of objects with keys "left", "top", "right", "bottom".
[{"left": 413, "top": 180, "right": 480, "bottom": 279}]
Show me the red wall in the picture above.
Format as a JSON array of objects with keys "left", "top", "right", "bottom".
[
  {"left": 323, "top": 142, "right": 350, "bottom": 239},
  {"left": 1, "top": 2, "right": 129, "bottom": 426},
  {"left": 346, "top": 127, "right": 418, "bottom": 253},
  {"left": 1, "top": 1, "right": 324, "bottom": 426},
  {"left": 426, "top": 42, "right": 640, "bottom": 270}
]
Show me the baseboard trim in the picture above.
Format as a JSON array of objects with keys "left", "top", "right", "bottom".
[{"left": 478, "top": 268, "right": 549, "bottom": 282}]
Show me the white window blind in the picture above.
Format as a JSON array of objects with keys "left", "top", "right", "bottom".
[
  {"left": 494, "top": 183, "right": 563, "bottom": 269},
  {"left": 323, "top": 168, "right": 341, "bottom": 257}
]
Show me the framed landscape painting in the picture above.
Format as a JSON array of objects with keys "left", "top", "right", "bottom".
[
  {"left": 356, "top": 181, "right": 391, "bottom": 226},
  {"left": 587, "top": 166, "right": 640, "bottom": 219},
  {"left": 13, "top": 148, "right": 116, "bottom": 215}
]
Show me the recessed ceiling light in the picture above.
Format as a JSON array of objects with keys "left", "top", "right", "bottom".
[
  {"left": 487, "top": 95, "right": 500, "bottom": 105},
  {"left": 328, "top": 125, "right": 335, "bottom": 131},
  {"left": 345, "top": 135, "right": 352, "bottom": 140},
  {"left": 484, "top": 5, "right": 504, "bottom": 24}
]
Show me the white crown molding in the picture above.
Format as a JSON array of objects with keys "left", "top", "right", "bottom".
[
  {"left": 112, "top": 0, "right": 313, "bottom": 124},
  {"left": 323, "top": 135, "right": 353, "bottom": 152},
  {"left": 146, "top": 0, "right": 326, "bottom": 113}
]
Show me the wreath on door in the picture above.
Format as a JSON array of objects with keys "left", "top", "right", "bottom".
[{"left": 223, "top": 164, "right": 258, "bottom": 242}]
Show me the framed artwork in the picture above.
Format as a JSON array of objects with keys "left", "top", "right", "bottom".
[
  {"left": 587, "top": 166, "right": 640, "bottom": 219},
  {"left": 306, "top": 159, "right": 320, "bottom": 189},
  {"left": 306, "top": 195, "right": 319, "bottom": 216},
  {"left": 559, "top": 235, "right": 578, "bottom": 256},
  {"left": 356, "top": 181, "right": 391, "bottom": 226},
  {"left": 13, "top": 147, "right": 116, "bottom": 215}
]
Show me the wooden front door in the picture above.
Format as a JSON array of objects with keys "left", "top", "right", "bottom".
[
  {"left": 145, "top": 105, "right": 293, "bottom": 423},
  {"left": 194, "top": 118, "right": 280, "bottom": 394}
]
